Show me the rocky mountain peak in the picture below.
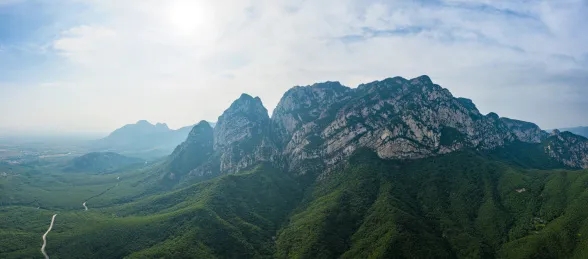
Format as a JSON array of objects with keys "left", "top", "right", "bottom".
[
  {"left": 271, "top": 81, "right": 352, "bottom": 148},
  {"left": 186, "top": 120, "right": 213, "bottom": 143},
  {"left": 310, "top": 81, "right": 347, "bottom": 91},
  {"left": 357, "top": 75, "right": 448, "bottom": 100},
  {"left": 164, "top": 95, "right": 277, "bottom": 180},
  {"left": 410, "top": 75, "right": 433, "bottom": 85},
  {"left": 166, "top": 75, "right": 588, "bottom": 183},
  {"left": 228, "top": 93, "right": 265, "bottom": 112},
  {"left": 214, "top": 94, "right": 276, "bottom": 174},
  {"left": 215, "top": 94, "right": 270, "bottom": 148},
  {"left": 240, "top": 93, "right": 254, "bottom": 99},
  {"left": 276, "top": 81, "right": 351, "bottom": 112},
  {"left": 271, "top": 75, "right": 583, "bottom": 174},
  {"left": 486, "top": 112, "right": 500, "bottom": 120}
]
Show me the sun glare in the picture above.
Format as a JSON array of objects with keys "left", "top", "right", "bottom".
[{"left": 166, "top": 0, "right": 214, "bottom": 38}]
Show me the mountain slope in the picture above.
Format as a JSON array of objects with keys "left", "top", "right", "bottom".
[
  {"left": 276, "top": 149, "right": 588, "bottom": 259},
  {"left": 164, "top": 120, "right": 217, "bottom": 183},
  {"left": 28, "top": 164, "right": 302, "bottom": 259}
]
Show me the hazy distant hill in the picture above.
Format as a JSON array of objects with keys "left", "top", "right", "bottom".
[
  {"left": 91, "top": 120, "right": 215, "bottom": 158},
  {"left": 557, "top": 126, "right": 588, "bottom": 138},
  {"left": 64, "top": 152, "right": 144, "bottom": 174}
]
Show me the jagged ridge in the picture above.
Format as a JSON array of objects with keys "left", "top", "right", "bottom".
[{"left": 166, "top": 75, "right": 588, "bottom": 182}]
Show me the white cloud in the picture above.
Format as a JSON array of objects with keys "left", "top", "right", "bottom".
[
  {"left": 53, "top": 25, "right": 118, "bottom": 65},
  {"left": 1, "top": 0, "right": 587, "bottom": 133}
]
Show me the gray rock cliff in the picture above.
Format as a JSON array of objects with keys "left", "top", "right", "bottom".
[
  {"left": 544, "top": 130, "right": 588, "bottom": 168},
  {"left": 500, "top": 117, "right": 548, "bottom": 143},
  {"left": 166, "top": 75, "right": 588, "bottom": 182},
  {"left": 214, "top": 94, "right": 278, "bottom": 174}
]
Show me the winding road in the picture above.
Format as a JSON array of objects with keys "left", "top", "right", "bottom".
[
  {"left": 41, "top": 214, "right": 57, "bottom": 259},
  {"left": 83, "top": 202, "right": 88, "bottom": 211}
]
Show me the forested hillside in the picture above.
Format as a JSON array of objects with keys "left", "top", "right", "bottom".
[{"left": 4, "top": 148, "right": 588, "bottom": 258}]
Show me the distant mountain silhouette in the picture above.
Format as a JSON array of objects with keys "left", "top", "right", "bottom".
[
  {"left": 557, "top": 126, "right": 588, "bottom": 138},
  {"left": 92, "top": 120, "right": 215, "bottom": 158}
]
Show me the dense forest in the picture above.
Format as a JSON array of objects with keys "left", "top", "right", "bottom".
[{"left": 3, "top": 147, "right": 588, "bottom": 258}]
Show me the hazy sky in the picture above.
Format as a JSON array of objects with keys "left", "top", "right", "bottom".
[{"left": 1, "top": 0, "right": 587, "bottom": 134}]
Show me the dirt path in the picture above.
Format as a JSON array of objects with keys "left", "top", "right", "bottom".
[
  {"left": 83, "top": 202, "right": 88, "bottom": 211},
  {"left": 41, "top": 214, "right": 57, "bottom": 259}
]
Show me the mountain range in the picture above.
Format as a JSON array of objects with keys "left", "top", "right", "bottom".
[
  {"left": 164, "top": 75, "right": 588, "bottom": 184},
  {"left": 3, "top": 75, "right": 588, "bottom": 259},
  {"left": 129, "top": 75, "right": 587, "bottom": 258}
]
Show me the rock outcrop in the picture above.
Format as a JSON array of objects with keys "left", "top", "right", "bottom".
[
  {"left": 500, "top": 117, "right": 548, "bottom": 143},
  {"left": 544, "top": 130, "right": 588, "bottom": 168},
  {"left": 214, "top": 94, "right": 278, "bottom": 174},
  {"left": 272, "top": 75, "right": 536, "bottom": 173},
  {"left": 166, "top": 75, "right": 588, "bottom": 182},
  {"left": 165, "top": 95, "right": 279, "bottom": 181}
]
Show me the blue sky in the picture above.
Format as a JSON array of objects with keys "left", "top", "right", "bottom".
[
  {"left": 0, "top": 0, "right": 89, "bottom": 81},
  {"left": 0, "top": 0, "right": 587, "bottom": 134}
]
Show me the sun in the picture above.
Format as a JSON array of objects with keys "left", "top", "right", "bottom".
[{"left": 165, "top": 0, "right": 215, "bottom": 38}]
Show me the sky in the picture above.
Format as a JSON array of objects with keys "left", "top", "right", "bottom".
[{"left": 0, "top": 0, "right": 587, "bottom": 134}]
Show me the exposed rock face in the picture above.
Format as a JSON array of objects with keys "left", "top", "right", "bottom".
[
  {"left": 500, "top": 117, "right": 549, "bottom": 143},
  {"left": 214, "top": 94, "right": 278, "bottom": 174},
  {"left": 272, "top": 75, "right": 588, "bottom": 172},
  {"left": 165, "top": 95, "right": 279, "bottom": 181},
  {"left": 271, "top": 81, "right": 352, "bottom": 172},
  {"left": 272, "top": 75, "right": 521, "bottom": 173},
  {"left": 167, "top": 75, "right": 588, "bottom": 181},
  {"left": 544, "top": 131, "right": 588, "bottom": 168}
]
